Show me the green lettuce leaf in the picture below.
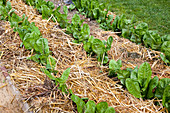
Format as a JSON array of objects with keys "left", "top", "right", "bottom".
[
  {"left": 146, "top": 76, "right": 159, "bottom": 99},
  {"left": 85, "top": 100, "right": 96, "bottom": 113},
  {"left": 125, "top": 78, "right": 141, "bottom": 98},
  {"left": 155, "top": 78, "right": 170, "bottom": 99},
  {"left": 162, "top": 85, "right": 170, "bottom": 112},
  {"left": 96, "top": 102, "right": 108, "bottom": 113},
  {"left": 137, "top": 62, "right": 152, "bottom": 92}
]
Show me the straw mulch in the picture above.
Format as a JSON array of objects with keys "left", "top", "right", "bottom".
[{"left": 0, "top": 0, "right": 169, "bottom": 112}]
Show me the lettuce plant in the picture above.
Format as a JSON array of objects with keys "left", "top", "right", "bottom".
[
  {"left": 53, "top": 5, "right": 69, "bottom": 28},
  {"left": 71, "top": 94, "right": 115, "bottom": 113},
  {"left": 155, "top": 78, "right": 170, "bottom": 99},
  {"left": 0, "top": 1, "right": 12, "bottom": 20},
  {"left": 161, "top": 41, "right": 170, "bottom": 61},
  {"left": 162, "top": 85, "right": 170, "bottom": 112},
  {"left": 92, "top": 36, "right": 113, "bottom": 64},
  {"left": 143, "top": 30, "right": 162, "bottom": 50}
]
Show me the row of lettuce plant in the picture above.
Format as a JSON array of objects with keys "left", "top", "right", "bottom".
[
  {"left": 109, "top": 59, "right": 170, "bottom": 112},
  {"left": 20, "top": 0, "right": 170, "bottom": 112},
  {"left": 0, "top": 0, "right": 116, "bottom": 113},
  {"left": 23, "top": 0, "right": 114, "bottom": 65},
  {"left": 72, "top": 0, "right": 170, "bottom": 64}
]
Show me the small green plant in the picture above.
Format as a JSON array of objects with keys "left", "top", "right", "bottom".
[
  {"left": 72, "top": 0, "right": 108, "bottom": 23},
  {"left": 155, "top": 78, "right": 170, "bottom": 99},
  {"left": 0, "top": 1, "right": 13, "bottom": 20},
  {"left": 162, "top": 85, "right": 170, "bottom": 112},
  {"left": 108, "top": 59, "right": 122, "bottom": 77},
  {"left": 69, "top": 4, "right": 76, "bottom": 11},
  {"left": 160, "top": 53, "right": 169, "bottom": 64},
  {"left": 92, "top": 36, "right": 113, "bottom": 64},
  {"left": 53, "top": 5, "right": 69, "bottom": 28},
  {"left": 109, "top": 59, "right": 170, "bottom": 111},
  {"left": 71, "top": 94, "right": 115, "bottom": 113},
  {"left": 66, "top": 14, "right": 85, "bottom": 43},
  {"left": 130, "top": 22, "right": 148, "bottom": 44},
  {"left": 42, "top": 68, "right": 70, "bottom": 94}
]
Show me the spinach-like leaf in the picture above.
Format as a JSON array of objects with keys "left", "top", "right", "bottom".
[
  {"left": 137, "top": 62, "right": 152, "bottom": 92},
  {"left": 79, "top": 24, "right": 90, "bottom": 42},
  {"left": 112, "top": 15, "right": 119, "bottom": 31},
  {"left": 55, "top": 68, "right": 70, "bottom": 86},
  {"left": 161, "top": 41, "right": 170, "bottom": 61},
  {"left": 100, "top": 14, "right": 113, "bottom": 30},
  {"left": 92, "top": 39, "right": 105, "bottom": 62},
  {"left": 47, "top": 1, "right": 55, "bottom": 10},
  {"left": 125, "top": 78, "right": 141, "bottom": 98},
  {"left": 63, "top": 5, "right": 68, "bottom": 15},
  {"left": 130, "top": 22, "right": 148, "bottom": 44},
  {"left": 26, "top": 0, "right": 36, "bottom": 6},
  {"left": 69, "top": 4, "right": 76, "bottom": 10},
  {"left": 55, "top": 68, "right": 70, "bottom": 94},
  {"left": 106, "top": 36, "right": 113, "bottom": 51},
  {"left": 53, "top": 5, "right": 68, "bottom": 28},
  {"left": 5, "top": 1, "right": 12, "bottom": 12},
  {"left": 155, "top": 78, "right": 170, "bottom": 99},
  {"left": 27, "top": 54, "right": 40, "bottom": 63},
  {"left": 9, "top": 13, "right": 22, "bottom": 28},
  {"left": 122, "top": 28, "right": 131, "bottom": 39},
  {"left": 85, "top": 100, "right": 96, "bottom": 113},
  {"left": 83, "top": 36, "right": 94, "bottom": 53},
  {"left": 28, "top": 22, "right": 41, "bottom": 35},
  {"left": 41, "top": 5, "right": 52, "bottom": 19},
  {"left": 105, "top": 107, "right": 115, "bottom": 113},
  {"left": 41, "top": 68, "right": 56, "bottom": 80},
  {"left": 0, "top": 0, "right": 6, "bottom": 6},
  {"left": 35, "top": 0, "right": 47, "bottom": 13},
  {"left": 146, "top": 76, "right": 159, "bottom": 99},
  {"left": 130, "top": 66, "right": 138, "bottom": 82},
  {"left": 21, "top": 15, "right": 30, "bottom": 26},
  {"left": 117, "top": 14, "right": 126, "bottom": 30},
  {"left": 15, "top": 26, "right": 29, "bottom": 41},
  {"left": 46, "top": 55, "right": 56, "bottom": 70},
  {"left": 117, "top": 69, "right": 131, "bottom": 85},
  {"left": 39, "top": 55, "right": 49, "bottom": 65},
  {"left": 15, "top": 22, "right": 40, "bottom": 41},
  {"left": 23, "top": 31, "right": 40, "bottom": 50},
  {"left": 96, "top": 102, "right": 108, "bottom": 113},
  {"left": 162, "top": 85, "right": 170, "bottom": 112},
  {"left": 143, "top": 30, "right": 162, "bottom": 50},
  {"left": 0, "top": 1, "right": 12, "bottom": 20},
  {"left": 72, "top": 14, "right": 83, "bottom": 26},
  {"left": 161, "top": 34, "right": 170, "bottom": 42},
  {"left": 34, "top": 38, "right": 50, "bottom": 55},
  {"left": 109, "top": 59, "right": 122, "bottom": 76},
  {"left": 92, "top": 8, "right": 100, "bottom": 19},
  {"left": 71, "top": 94, "right": 85, "bottom": 113},
  {"left": 160, "top": 53, "right": 170, "bottom": 64},
  {"left": 135, "top": 22, "right": 148, "bottom": 36},
  {"left": 72, "top": 0, "right": 82, "bottom": 9}
]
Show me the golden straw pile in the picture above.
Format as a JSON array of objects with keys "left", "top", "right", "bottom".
[{"left": 0, "top": 0, "right": 169, "bottom": 112}]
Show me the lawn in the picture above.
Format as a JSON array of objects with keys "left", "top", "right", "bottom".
[{"left": 99, "top": 0, "right": 170, "bottom": 36}]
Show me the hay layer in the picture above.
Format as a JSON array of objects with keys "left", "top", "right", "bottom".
[{"left": 0, "top": 0, "right": 169, "bottom": 112}]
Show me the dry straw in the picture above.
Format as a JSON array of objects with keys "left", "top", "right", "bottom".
[{"left": 0, "top": 0, "right": 169, "bottom": 112}]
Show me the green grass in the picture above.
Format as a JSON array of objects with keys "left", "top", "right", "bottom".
[{"left": 99, "top": 0, "right": 170, "bottom": 36}]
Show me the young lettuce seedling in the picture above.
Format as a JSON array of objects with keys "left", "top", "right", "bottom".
[
  {"left": 71, "top": 94, "right": 115, "bottom": 113},
  {"left": 92, "top": 36, "right": 113, "bottom": 64}
]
